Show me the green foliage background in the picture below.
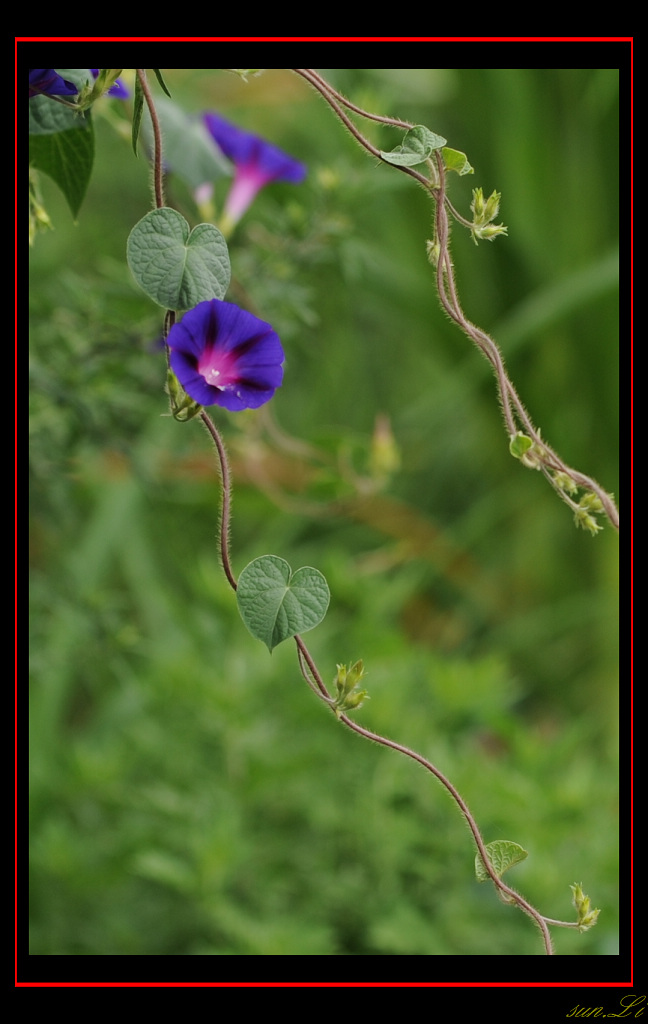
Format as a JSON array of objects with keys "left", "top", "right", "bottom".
[{"left": 29, "top": 68, "right": 620, "bottom": 962}]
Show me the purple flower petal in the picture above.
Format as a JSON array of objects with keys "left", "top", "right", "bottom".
[
  {"left": 167, "top": 299, "right": 284, "bottom": 412},
  {"left": 204, "top": 113, "right": 307, "bottom": 185},
  {"left": 29, "top": 69, "right": 78, "bottom": 99},
  {"left": 203, "top": 112, "right": 306, "bottom": 225}
]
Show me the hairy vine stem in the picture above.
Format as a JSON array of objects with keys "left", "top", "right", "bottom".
[
  {"left": 200, "top": 408, "right": 562, "bottom": 955},
  {"left": 136, "top": 69, "right": 165, "bottom": 209},
  {"left": 199, "top": 412, "right": 239, "bottom": 592},
  {"left": 292, "top": 69, "right": 431, "bottom": 192},
  {"left": 292, "top": 69, "right": 619, "bottom": 534},
  {"left": 137, "top": 68, "right": 599, "bottom": 955}
]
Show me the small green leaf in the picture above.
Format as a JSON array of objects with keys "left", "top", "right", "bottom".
[
  {"left": 380, "top": 125, "right": 447, "bottom": 167},
  {"left": 152, "top": 69, "right": 172, "bottom": 97},
  {"left": 236, "top": 555, "right": 330, "bottom": 652},
  {"left": 509, "top": 432, "right": 534, "bottom": 459},
  {"left": 475, "top": 840, "right": 528, "bottom": 882},
  {"left": 132, "top": 74, "right": 144, "bottom": 155},
  {"left": 442, "top": 147, "right": 474, "bottom": 175},
  {"left": 126, "top": 208, "right": 231, "bottom": 310}
]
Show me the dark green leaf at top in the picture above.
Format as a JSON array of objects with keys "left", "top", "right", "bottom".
[{"left": 29, "top": 72, "right": 94, "bottom": 220}]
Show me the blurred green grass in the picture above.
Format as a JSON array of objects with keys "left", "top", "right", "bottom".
[{"left": 28, "top": 68, "right": 619, "bottom": 960}]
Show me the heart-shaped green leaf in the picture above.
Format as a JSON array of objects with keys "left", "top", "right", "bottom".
[
  {"left": 127, "top": 207, "right": 231, "bottom": 311},
  {"left": 475, "top": 840, "right": 528, "bottom": 882},
  {"left": 236, "top": 555, "right": 330, "bottom": 652}
]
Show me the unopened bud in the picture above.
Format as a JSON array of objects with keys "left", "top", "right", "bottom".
[
  {"left": 333, "top": 661, "right": 369, "bottom": 716},
  {"left": 370, "top": 415, "right": 400, "bottom": 481},
  {"left": 553, "top": 472, "right": 578, "bottom": 495}
]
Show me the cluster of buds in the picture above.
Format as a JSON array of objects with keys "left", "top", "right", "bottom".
[
  {"left": 470, "top": 187, "right": 508, "bottom": 243},
  {"left": 553, "top": 469, "right": 606, "bottom": 535},
  {"left": 570, "top": 882, "right": 600, "bottom": 932},
  {"left": 510, "top": 435, "right": 609, "bottom": 535},
  {"left": 572, "top": 492, "right": 605, "bottom": 536},
  {"left": 332, "top": 661, "right": 369, "bottom": 718}
]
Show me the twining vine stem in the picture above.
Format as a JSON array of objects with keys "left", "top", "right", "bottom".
[
  {"left": 136, "top": 69, "right": 165, "bottom": 210},
  {"left": 200, "top": 406, "right": 561, "bottom": 956},
  {"left": 292, "top": 69, "right": 619, "bottom": 534},
  {"left": 136, "top": 67, "right": 605, "bottom": 955},
  {"left": 199, "top": 412, "right": 239, "bottom": 592}
]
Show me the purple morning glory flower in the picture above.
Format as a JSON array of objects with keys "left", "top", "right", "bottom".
[
  {"left": 90, "top": 70, "right": 130, "bottom": 99},
  {"left": 29, "top": 69, "right": 78, "bottom": 99},
  {"left": 167, "top": 299, "right": 284, "bottom": 412},
  {"left": 203, "top": 112, "right": 306, "bottom": 227}
]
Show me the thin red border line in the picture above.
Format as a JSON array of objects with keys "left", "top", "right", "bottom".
[
  {"left": 20, "top": 54, "right": 628, "bottom": 987},
  {"left": 629, "top": 30, "right": 635, "bottom": 978},
  {"left": 17, "top": 54, "right": 630, "bottom": 983},
  {"left": 16, "top": 35, "right": 634, "bottom": 41},
  {"left": 14, "top": 981, "right": 634, "bottom": 988},
  {"left": 14, "top": 39, "right": 18, "bottom": 996}
]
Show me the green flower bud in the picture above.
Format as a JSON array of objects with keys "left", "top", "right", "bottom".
[
  {"left": 472, "top": 223, "right": 509, "bottom": 242},
  {"left": 334, "top": 662, "right": 348, "bottom": 698},
  {"left": 470, "top": 188, "right": 507, "bottom": 244},
  {"left": 570, "top": 882, "right": 600, "bottom": 932},
  {"left": 580, "top": 491, "right": 604, "bottom": 512},
  {"left": 426, "top": 238, "right": 441, "bottom": 266},
  {"left": 167, "top": 369, "right": 203, "bottom": 422},
  {"left": 471, "top": 187, "right": 487, "bottom": 220},
  {"left": 483, "top": 190, "right": 502, "bottom": 222},
  {"left": 573, "top": 506, "right": 602, "bottom": 535},
  {"left": 370, "top": 415, "right": 401, "bottom": 482},
  {"left": 345, "top": 660, "right": 365, "bottom": 690},
  {"left": 341, "top": 688, "right": 369, "bottom": 712},
  {"left": 553, "top": 471, "right": 578, "bottom": 495}
]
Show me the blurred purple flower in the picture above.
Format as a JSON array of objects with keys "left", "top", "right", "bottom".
[
  {"left": 203, "top": 112, "right": 306, "bottom": 227},
  {"left": 90, "top": 70, "right": 130, "bottom": 99},
  {"left": 29, "top": 69, "right": 78, "bottom": 99},
  {"left": 167, "top": 299, "right": 284, "bottom": 411}
]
